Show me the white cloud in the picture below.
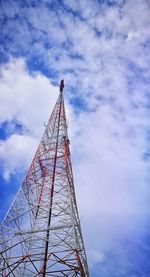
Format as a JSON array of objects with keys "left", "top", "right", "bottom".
[
  {"left": 0, "top": 59, "right": 58, "bottom": 133},
  {"left": 88, "top": 249, "right": 105, "bottom": 267},
  {"left": 0, "top": 134, "right": 38, "bottom": 181},
  {"left": 127, "top": 30, "right": 140, "bottom": 41},
  {"left": 0, "top": 58, "right": 58, "bottom": 180},
  {"left": 71, "top": 102, "right": 149, "bottom": 219}
]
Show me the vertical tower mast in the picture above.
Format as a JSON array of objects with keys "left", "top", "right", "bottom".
[{"left": 0, "top": 81, "right": 89, "bottom": 276}]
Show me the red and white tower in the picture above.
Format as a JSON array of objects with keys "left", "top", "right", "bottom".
[{"left": 0, "top": 80, "right": 89, "bottom": 276}]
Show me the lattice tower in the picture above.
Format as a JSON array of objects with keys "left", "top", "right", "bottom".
[{"left": 0, "top": 80, "right": 89, "bottom": 276}]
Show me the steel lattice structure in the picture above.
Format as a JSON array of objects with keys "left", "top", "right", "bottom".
[{"left": 0, "top": 80, "right": 89, "bottom": 277}]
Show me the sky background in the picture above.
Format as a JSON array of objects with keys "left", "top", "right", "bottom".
[{"left": 0, "top": 0, "right": 150, "bottom": 276}]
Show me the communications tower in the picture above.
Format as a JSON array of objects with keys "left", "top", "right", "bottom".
[{"left": 0, "top": 80, "right": 89, "bottom": 276}]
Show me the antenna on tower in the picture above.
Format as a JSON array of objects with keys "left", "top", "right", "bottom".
[{"left": 59, "top": 79, "right": 64, "bottom": 93}]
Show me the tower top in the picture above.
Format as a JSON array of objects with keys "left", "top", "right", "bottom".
[{"left": 59, "top": 79, "right": 64, "bottom": 93}]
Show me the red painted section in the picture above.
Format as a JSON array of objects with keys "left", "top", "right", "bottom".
[{"left": 75, "top": 250, "right": 86, "bottom": 277}]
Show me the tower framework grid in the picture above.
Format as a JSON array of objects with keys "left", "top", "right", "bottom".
[{"left": 0, "top": 80, "right": 89, "bottom": 277}]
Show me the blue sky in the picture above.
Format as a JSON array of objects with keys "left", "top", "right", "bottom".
[{"left": 0, "top": 0, "right": 150, "bottom": 276}]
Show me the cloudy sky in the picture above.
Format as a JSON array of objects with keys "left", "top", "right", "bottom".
[{"left": 0, "top": 0, "right": 150, "bottom": 276}]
